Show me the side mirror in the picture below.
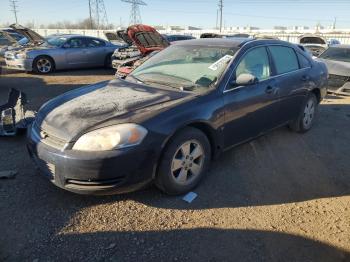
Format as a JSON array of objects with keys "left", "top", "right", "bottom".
[{"left": 234, "top": 73, "right": 258, "bottom": 86}]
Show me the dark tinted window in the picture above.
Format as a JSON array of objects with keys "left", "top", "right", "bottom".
[
  {"left": 0, "top": 38, "right": 11, "bottom": 45},
  {"left": 297, "top": 53, "right": 311, "bottom": 68},
  {"left": 86, "top": 38, "right": 106, "bottom": 47},
  {"left": 236, "top": 47, "right": 270, "bottom": 80},
  {"left": 269, "top": 46, "right": 299, "bottom": 74},
  {"left": 319, "top": 47, "right": 350, "bottom": 63}
]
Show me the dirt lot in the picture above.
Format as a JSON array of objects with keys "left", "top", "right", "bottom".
[{"left": 0, "top": 67, "right": 349, "bottom": 262}]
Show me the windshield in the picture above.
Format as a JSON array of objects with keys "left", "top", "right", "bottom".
[
  {"left": 46, "top": 36, "right": 67, "bottom": 47},
  {"left": 130, "top": 45, "right": 238, "bottom": 90},
  {"left": 319, "top": 47, "right": 350, "bottom": 63}
]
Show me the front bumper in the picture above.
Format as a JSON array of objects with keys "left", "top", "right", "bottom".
[
  {"left": 5, "top": 57, "right": 33, "bottom": 71},
  {"left": 27, "top": 127, "right": 158, "bottom": 195}
]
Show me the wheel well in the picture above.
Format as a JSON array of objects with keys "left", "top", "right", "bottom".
[
  {"left": 311, "top": 88, "right": 321, "bottom": 103},
  {"left": 32, "top": 55, "right": 55, "bottom": 70}
]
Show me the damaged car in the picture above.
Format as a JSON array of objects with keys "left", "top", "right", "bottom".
[
  {"left": 0, "top": 88, "right": 34, "bottom": 136},
  {"left": 0, "top": 30, "right": 26, "bottom": 57},
  {"left": 298, "top": 34, "right": 328, "bottom": 57},
  {"left": 318, "top": 45, "right": 350, "bottom": 96},
  {"left": 5, "top": 24, "right": 121, "bottom": 74},
  {"left": 111, "top": 24, "right": 169, "bottom": 77},
  {"left": 27, "top": 38, "right": 328, "bottom": 195}
]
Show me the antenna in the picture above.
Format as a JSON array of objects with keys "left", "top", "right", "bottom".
[
  {"left": 9, "top": 0, "right": 19, "bottom": 24},
  {"left": 121, "top": 0, "right": 147, "bottom": 25},
  {"left": 88, "top": 0, "right": 109, "bottom": 29}
]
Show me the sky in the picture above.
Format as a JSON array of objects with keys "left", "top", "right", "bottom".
[{"left": 1, "top": 0, "right": 350, "bottom": 29}]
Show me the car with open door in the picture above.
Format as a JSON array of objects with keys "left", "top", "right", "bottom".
[{"left": 27, "top": 38, "right": 328, "bottom": 195}]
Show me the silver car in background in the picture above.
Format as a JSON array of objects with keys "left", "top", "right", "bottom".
[{"left": 5, "top": 24, "right": 121, "bottom": 74}]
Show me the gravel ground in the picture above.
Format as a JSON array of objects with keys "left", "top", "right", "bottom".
[{"left": 0, "top": 68, "right": 349, "bottom": 262}]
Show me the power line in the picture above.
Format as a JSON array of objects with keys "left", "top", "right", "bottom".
[
  {"left": 121, "top": 0, "right": 147, "bottom": 25},
  {"left": 88, "top": 0, "right": 109, "bottom": 29},
  {"left": 9, "top": 0, "right": 19, "bottom": 24}
]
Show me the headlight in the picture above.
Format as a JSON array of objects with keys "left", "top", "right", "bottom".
[
  {"left": 15, "top": 53, "right": 28, "bottom": 59},
  {"left": 72, "top": 124, "right": 148, "bottom": 151}
]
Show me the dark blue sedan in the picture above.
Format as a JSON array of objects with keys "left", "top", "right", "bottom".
[{"left": 27, "top": 38, "right": 328, "bottom": 195}]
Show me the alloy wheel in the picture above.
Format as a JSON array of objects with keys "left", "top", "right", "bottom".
[
  {"left": 171, "top": 140, "right": 205, "bottom": 185},
  {"left": 303, "top": 98, "right": 315, "bottom": 129},
  {"left": 37, "top": 58, "right": 52, "bottom": 73}
]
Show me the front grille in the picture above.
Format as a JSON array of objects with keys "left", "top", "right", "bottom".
[
  {"left": 65, "top": 177, "right": 125, "bottom": 190},
  {"left": 328, "top": 74, "right": 349, "bottom": 88}
]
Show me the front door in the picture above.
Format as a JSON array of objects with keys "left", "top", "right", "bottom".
[
  {"left": 223, "top": 46, "right": 280, "bottom": 148},
  {"left": 64, "top": 37, "right": 88, "bottom": 66}
]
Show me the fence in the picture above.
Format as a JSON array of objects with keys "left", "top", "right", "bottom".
[{"left": 33, "top": 29, "right": 350, "bottom": 44}]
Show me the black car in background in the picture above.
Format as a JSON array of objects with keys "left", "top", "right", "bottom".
[
  {"left": 318, "top": 45, "right": 350, "bottom": 96},
  {"left": 27, "top": 39, "right": 328, "bottom": 195}
]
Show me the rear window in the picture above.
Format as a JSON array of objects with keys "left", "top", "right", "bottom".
[
  {"left": 297, "top": 53, "right": 311, "bottom": 68},
  {"left": 135, "top": 32, "right": 169, "bottom": 48},
  {"left": 269, "top": 46, "right": 299, "bottom": 74}
]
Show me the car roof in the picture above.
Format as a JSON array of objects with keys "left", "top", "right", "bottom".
[
  {"left": 173, "top": 38, "right": 292, "bottom": 49},
  {"left": 48, "top": 34, "right": 105, "bottom": 40}
]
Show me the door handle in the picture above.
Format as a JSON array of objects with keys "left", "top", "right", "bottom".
[
  {"left": 301, "top": 75, "right": 310, "bottom": 81},
  {"left": 265, "top": 86, "right": 274, "bottom": 94}
]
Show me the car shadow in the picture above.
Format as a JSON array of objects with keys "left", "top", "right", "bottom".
[{"left": 1, "top": 227, "right": 349, "bottom": 261}]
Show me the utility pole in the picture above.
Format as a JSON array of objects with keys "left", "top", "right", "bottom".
[
  {"left": 9, "top": 0, "right": 19, "bottom": 24},
  {"left": 218, "top": 0, "right": 223, "bottom": 32},
  {"left": 216, "top": 9, "right": 219, "bottom": 29},
  {"left": 332, "top": 17, "right": 337, "bottom": 30},
  {"left": 88, "top": 0, "right": 93, "bottom": 29},
  {"left": 121, "top": 0, "right": 147, "bottom": 25}
]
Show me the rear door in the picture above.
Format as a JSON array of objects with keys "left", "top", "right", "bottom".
[
  {"left": 223, "top": 46, "right": 280, "bottom": 148},
  {"left": 84, "top": 38, "right": 108, "bottom": 66},
  {"left": 268, "top": 46, "right": 310, "bottom": 124},
  {"left": 64, "top": 37, "right": 88, "bottom": 66}
]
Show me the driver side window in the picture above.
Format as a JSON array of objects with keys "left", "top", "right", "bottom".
[{"left": 235, "top": 47, "right": 270, "bottom": 81}]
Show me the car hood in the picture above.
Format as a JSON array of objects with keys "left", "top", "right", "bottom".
[
  {"left": 317, "top": 58, "right": 350, "bottom": 76},
  {"left": 9, "top": 24, "right": 45, "bottom": 44},
  {"left": 127, "top": 24, "right": 169, "bottom": 55},
  {"left": 0, "top": 31, "right": 17, "bottom": 45},
  {"left": 104, "top": 30, "right": 133, "bottom": 46},
  {"left": 35, "top": 78, "right": 189, "bottom": 142}
]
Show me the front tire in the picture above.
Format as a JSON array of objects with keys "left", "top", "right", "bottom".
[
  {"left": 289, "top": 93, "right": 318, "bottom": 133},
  {"left": 155, "top": 127, "right": 211, "bottom": 195},
  {"left": 33, "top": 56, "right": 55, "bottom": 74}
]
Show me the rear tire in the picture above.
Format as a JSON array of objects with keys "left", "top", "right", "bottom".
[
  {"left": 155, "top": 127, "right": 211, "bottom": 195},
  {"left": 33, "top": 56, "right": 55, "bottom": 74},
  {"left": 289, "top": 93, "right": 318, "bottom": 133}
]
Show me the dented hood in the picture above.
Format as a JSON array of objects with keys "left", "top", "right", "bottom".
[
  {"left": 127, "top": 24, "right": 169, "bottom": 55},
  {"left": 35, "top": 79, "right": 188, "bottom": 141},
  {"left": 9, "top": 24, "right": 45, "bottom": 44},
  {"left": 318, "top": 58, "right": 350, "bottom": 76}
]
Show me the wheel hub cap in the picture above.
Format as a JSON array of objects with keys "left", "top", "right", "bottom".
[
  {"left": 37, "top": 59, "right": 51, "bottom": 73},
  {"left": 171, "top": 140, "right": 204, "bottom": 185},
  {"left": 303, "top": 99, "right": 315, "bottom": 128}
]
